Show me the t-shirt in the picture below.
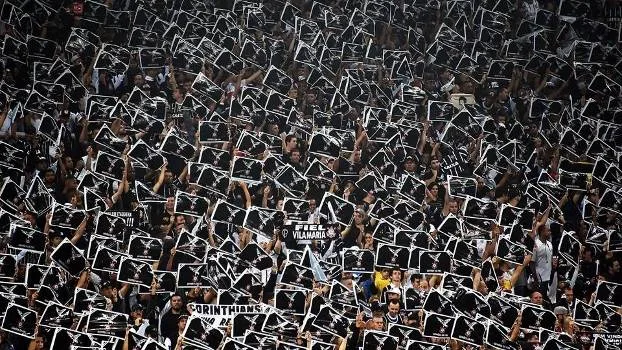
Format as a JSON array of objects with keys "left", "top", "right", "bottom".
[
  {"left": 373, "top": 271, "right": 391, "bottom": 298},
  {"left": 385, "top": 312, "right": 403, "bottom": 325},
  {"left": 533, "top": 238, "right": 553, "bottom": 282},
  {"left": 160, "top": 310, "right": 181, "bottom": 340}
]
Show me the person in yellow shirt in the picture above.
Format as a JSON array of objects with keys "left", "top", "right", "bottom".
[{"left": 372, "top": 268, "right": 391, "bottom": 299}]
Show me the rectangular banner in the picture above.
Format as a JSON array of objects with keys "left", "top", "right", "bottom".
[
  {"left": 188, "top": 303, "right": 272, "bottom": 326},
  {"left": 281, "top": 224, "right": 340, "bottom": 241}
]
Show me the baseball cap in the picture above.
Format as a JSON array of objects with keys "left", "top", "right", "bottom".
[{"left": 387, "top": 286, "right": 402, "bottom": 295}]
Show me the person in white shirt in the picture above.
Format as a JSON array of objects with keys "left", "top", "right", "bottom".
[
  {"left": 532, "top": 224, "right": 554, "bottom": 297},
  {"left": 91, "top": 69, "right": 125, "bottom": 94},
  {"left": 80, "top": 143, "right": 98, "bottom": 174},
  {"left": 307, "top": 198, "right": 320, "bottom": 224}
]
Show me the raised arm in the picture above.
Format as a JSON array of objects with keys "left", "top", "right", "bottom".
[
  {"left": 509, "top": 312, "right": 522, "bottom": 341},
  {"left": 510, "top": 254, "right": 532, "bottom": 287},
  {"left": 178, "top": 164, "right": 189, "bottom": 185},
  {"left": 166, "top": 248, "right": 176, "bottom": 272},
  {"left": 79, "top": 118, "right": 90, "bottom": 145},
  {"left": 167, "top": 63, "right": 178, "bottom": 91},
  {"left": 417, "top": 121, "right": 429, "bottom": 155},
  {"left": 118, "top": 282, "right": 130, "bottom": 298},
  {"left": 152, "top": 163, "right": 168, "bottom": 193},
  {"left": 76, "top": 268, "right": 90, "bottom": 289},
  {"left": 530, "top": 205, "right": 551, "bottom": 238},
  {"left": 472, "top": 269, "right": 483, "bottom": 291},
  {"left": 122, "top": 326, "right": 132, "bottom": 350},
  {"left": 424, "top": 168, "right": 438, "bottom": 186},
  {"left": 112, "top": 157, "right": 128, "bottom": 204},
  {"left": 71, "top": 216, "right": 88, "bottom": 245},
  {"left": 0, "top": 102, "right": 9, "bottom": 133},
  {"left": 261, "top": 185, "right": 271, "bottom": 208},
  {"left": 441, "top": 183, "right": 452, "bottom": 216},
  {"left": 239, "top": 181, "right": 252, "bottom": 209}
]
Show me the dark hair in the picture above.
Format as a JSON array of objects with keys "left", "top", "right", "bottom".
[
  {"left": 607, "top": 257, "right": 620, "bottom": 270},
  {"left": 372, "top": 310, "right": 385, "bottom": 319},
  {"left": 388, "top": 299, "right": 400, "bottom": 307}
]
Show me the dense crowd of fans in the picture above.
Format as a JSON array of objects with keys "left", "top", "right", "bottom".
[{"left": 0, "top": 0, "right": 621, "bottom": 349}]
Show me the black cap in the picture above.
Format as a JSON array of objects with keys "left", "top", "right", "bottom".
[{"left": 131, "top": 304, "right": 144, "bottom": 312}]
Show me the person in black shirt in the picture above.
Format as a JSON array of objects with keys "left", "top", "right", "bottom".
[
  {"left": 287, "top": 148, "right": 305, "bottom": 172},
  {"left": 399, "top": 154, "right": 421, "bottom": 180},
  {"left": 341, "top": 208, "right": 370, "bottom": 248},
  {"left": 601, "top": 257, "right": 621, "bottom": 282},
  {"left": 160, "top": 294, "right": 185, "bottom": 341},
  {"left": 422, "top": 155, "right": 445, "bottom": 185},
  {"left": 41, "top": 167, "right": 63, "bottom": 203},
  {"left": 576, "top": 248, "right": 598, "bottom": 300},
  {"left": 425, "top": 182, "right": 445, "bottom": 226},
  {"left": 347, "top": 310, "right": 386, "bottom": 349},
  {"left": 169, "top": 214, "right": 188, "bottom": 240},
  {"left": 555, "top": 286, "right": 576, "bottom": 312},
  {"left": 227, "top": 181, "right": 252, "bottom": 209},
  {"left": 169, "top": 315, "right": 187, "bottom": 348},
  {"left": 100, "top": 281, "right": 129, "bottom": 314},
  {"left": 385, "top": 299, "right": 404, "bottom": 325},
  {"left": 152, "top": 164, "right": 176, "bottom": 198},
  {"left": 282, "top": 134, "right": 298, "bottom": 157},
  {"left": 156, "top": 196, "right": 176, "bottom": 238},
  {"left": 255, "top": 183, "right": 279, "bottom": 209}
]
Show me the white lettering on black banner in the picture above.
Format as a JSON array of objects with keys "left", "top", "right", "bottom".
[{"left": 281, "top": 224, "right": 338, "bottom": 241}]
